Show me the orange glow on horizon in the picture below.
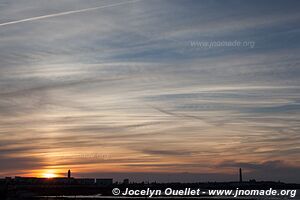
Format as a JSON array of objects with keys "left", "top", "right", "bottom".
[
  {"left": 43, "top": 173, "right": 57, "bottom": 178},
  {"left": 37, "top": 169, "right": 60, "bottom": 178}
]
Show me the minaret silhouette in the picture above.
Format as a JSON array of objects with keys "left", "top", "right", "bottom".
[
  {"left": 239, "top": 168, "right": 243, "bottom": 182},
  {"left": 68, "top": 169, "right": 71, "bottom": 179}
]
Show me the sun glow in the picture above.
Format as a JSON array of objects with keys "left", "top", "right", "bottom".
[{"left": 43, "top": 172, "right": 57, "bottom": 178}]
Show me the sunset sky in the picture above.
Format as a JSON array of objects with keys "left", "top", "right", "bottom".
[{"left": 0, "top": 0, "right": 300, "bottom": 182}]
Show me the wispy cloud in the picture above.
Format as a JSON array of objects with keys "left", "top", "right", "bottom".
[
  {"left": 0, "top": 0, "right": 300, "bottom": 182},
  {"left": 0, "top": 0, "right": 143, "bottom": 27}
]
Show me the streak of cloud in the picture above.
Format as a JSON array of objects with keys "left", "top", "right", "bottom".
[{"left": 0, "top": 0, "right": 142, "bottom": 27}]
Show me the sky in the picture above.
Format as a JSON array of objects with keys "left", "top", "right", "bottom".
[{"left": 0, "top": 0, "right": 300, "bottom": 183}]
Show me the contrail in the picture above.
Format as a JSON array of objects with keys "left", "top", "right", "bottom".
[{"left": 0, "top": 0, "right": 142, "bottom": 27}]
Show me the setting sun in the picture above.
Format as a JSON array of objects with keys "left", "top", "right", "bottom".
[{"left": 43, "top": 173, "right": 57, "bottom": 179}]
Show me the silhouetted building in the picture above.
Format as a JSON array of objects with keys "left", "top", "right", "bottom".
[
  {"left": 123, "top": 178, "right": 129, "bottom": 185},
  {"left": 239, "top": 168, "right": 243, "bottom": 182},
  {"left": 15, "top": 177, "right": 47, "bottom": 184},
  {"left": 76, "top": 178, "right": 95, "bottom": 185},
  {"left": 5, "top": 177, "right": 12, "bottom": 184},
  {"left": 96, "top": 178, "right": 113, "bottom": 186},
  {"left": 249, "top": 179, "right": 257, "bottom": 183},
  {"left": 53, "top": 177, "right": 74, "bottom": 184},
  {"left": 0, "top": 179, "right": 5, "bottom": 185}
]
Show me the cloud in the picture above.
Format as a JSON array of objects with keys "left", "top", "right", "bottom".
[
  {"left": 0, "top": 155, "right": 46, "bottom": 173},
  {"left": 218, "top": 160, "right": 300, "bottom": 183},
  {"left": 0, "top": 0, "right": 143, "bottom": 27},
  {"left": 0, "top": 0, "right": 299, "bottom": 182}
]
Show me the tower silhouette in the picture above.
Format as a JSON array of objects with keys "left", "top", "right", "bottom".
[
  {"left": 68, "top": 169, "right": 71, "bottom": 179},
  {"left": 239, "top": 168, "right": 243, "bottom": 182}
]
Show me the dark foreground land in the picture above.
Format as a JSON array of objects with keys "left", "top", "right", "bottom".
[{"left": 1, "top": 181, "right": 300, "bottom": 200}]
